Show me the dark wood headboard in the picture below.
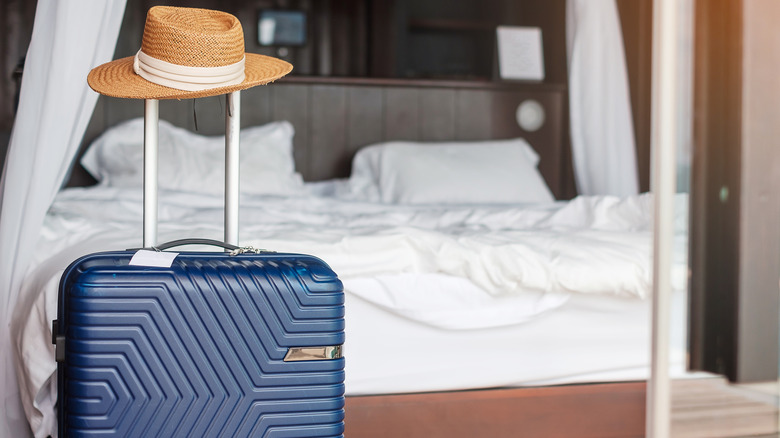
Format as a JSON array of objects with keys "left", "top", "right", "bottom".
[{"left": 75, "top": 76, "right": 574, "bottom": 199}]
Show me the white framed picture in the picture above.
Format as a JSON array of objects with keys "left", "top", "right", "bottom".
[{"left": 496, "top": 26, "right": 545, "bottom": 81}]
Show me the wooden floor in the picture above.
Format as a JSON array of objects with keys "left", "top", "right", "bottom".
[{"left": 672, "top": 378, "right": 779, "bottom": 438}]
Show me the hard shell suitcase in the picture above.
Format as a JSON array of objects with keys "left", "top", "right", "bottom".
[
  {"left": 54, "top": 242, "right": 345, "bottom": 437},
  {"left": 53, "top": 91, "right": 345, "bottom": 437}
]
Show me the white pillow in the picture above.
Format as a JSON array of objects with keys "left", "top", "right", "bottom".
[
  {"left": 348, "top": 139, "right": 554, "bottom": 204},
  {"left": 81, "top": 118, "right": 304, "bottom": 196}
]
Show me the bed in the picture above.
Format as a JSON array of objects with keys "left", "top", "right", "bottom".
[{"left": 11, "top": 111, "right": 691, "bottom": 437}]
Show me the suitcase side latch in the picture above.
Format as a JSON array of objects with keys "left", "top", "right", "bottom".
[{"left": 52, "top": 320, "right": 65, "bottom": 363}]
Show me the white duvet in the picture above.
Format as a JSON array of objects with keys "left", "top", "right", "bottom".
[{"left": 12, "top": 184, "right": 689, "bottom": 437}]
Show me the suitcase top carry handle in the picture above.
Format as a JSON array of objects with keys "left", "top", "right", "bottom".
[
  {"left": 129, "top": 238, "right": 270, "bottom": 254},
  {"left": 153, "top": 238, "right": 240, "bottom": 252}
]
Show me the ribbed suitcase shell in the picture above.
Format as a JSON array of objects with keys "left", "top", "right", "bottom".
[{"left": 56, "top": 250, "right": 345, "bottom": 437}]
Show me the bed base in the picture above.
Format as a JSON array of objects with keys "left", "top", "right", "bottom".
[{"left": 345, "top": 381, "right": 646, "bottom": 438}]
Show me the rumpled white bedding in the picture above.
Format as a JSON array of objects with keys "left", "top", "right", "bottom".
[
  {"left": 34, "top": 184, "right": 688, "bottom": 297},
  {"left": 12, "top": 184, "right": 690, "bottom": 437}
]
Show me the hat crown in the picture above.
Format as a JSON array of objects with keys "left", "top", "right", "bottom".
[{"left": 140, "top": 6, "right": 245, "bottom": 68}]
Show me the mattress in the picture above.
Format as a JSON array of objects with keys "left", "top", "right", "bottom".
[
  {"left": 344, "top": 275, "right": 691, "bottom": 394},
  {"left": 12, "top": 184, "right": 692, "bottom": 437}
]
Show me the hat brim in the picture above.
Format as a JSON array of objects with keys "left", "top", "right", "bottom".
[{"left": 87, "top": 53, "right": 292, "bottom": 99}]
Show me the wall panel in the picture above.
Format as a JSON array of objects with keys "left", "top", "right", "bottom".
[
  {"left": 309, "top": 85, "right": 348, "bottom": 180},
  {"left": 272, "top": 84, "right": 310, "bottom": 177},
  {"left": 419, "top": 88, "right": 456, "bottom": 141},
  {"left": 384, "top": 87, "right": 421, "bottom": 141},
  {"left": 347, "top": 86, "right": 384, "bottom": 152},
  {"left": 455, "top": 89, "right": 492, "bottom": 141}
]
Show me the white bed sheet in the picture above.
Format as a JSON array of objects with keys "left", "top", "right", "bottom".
[{"left": 12, "top": 184, "right": 691, "bottom": 437}]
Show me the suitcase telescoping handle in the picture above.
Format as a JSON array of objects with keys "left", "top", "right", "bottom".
[{"left": 143, "top": 92, "right": 241, "bottom": 248}]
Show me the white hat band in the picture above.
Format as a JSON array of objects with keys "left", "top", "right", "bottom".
[{"left": 133, "top": 49, "right": 246, "bottom": 92}]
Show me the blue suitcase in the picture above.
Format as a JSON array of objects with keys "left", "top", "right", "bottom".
[
  {"left": 53, "top": 92, "right": 345, "bottom": 436},
  {"left": 54, "top": 240, "right": 345, "bottom": 437}
]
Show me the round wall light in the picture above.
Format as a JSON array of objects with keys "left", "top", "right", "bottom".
[{"left": 516, "top": 99, "right": 546, "bottom": 132}]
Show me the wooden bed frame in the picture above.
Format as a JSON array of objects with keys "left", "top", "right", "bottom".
[
  {"left": 346, "top": 382, "right": 646, "bottom": 437},
  {"left": 72, "top": 76, "right": 645, "bottom": 436},
  {"left": 75, "top": 76, "right": 577, "bottom": 199}
]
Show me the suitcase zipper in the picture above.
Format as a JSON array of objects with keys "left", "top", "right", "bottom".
[{"left": 228, "top": 246, "right": 276, "bottom": 256}]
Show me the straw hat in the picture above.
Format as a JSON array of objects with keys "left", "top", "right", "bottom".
[{"left": 88, "top": 6, "right": 292, "bottom": 100}]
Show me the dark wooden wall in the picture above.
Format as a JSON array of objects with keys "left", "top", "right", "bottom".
[
  {"left": 0, "top": 0, "right": 35, "bottom": 132},
  {"left": 689, "top": 0, "right": 780, "bottom": 383},
  {"left": 65, "top": 0, "right": 576, "bottom": 198},
  {"left": 616, "top": 0, "right": 653, "bottom": 193},
  {"left": 688, "top": 0, "right": 744, "bottom": 381},
  {"left": 0, "top": 0, "right": 36, "bottom": 165},
  {"left": 3, "top": 0, "right": 652, "bottom": 199}
]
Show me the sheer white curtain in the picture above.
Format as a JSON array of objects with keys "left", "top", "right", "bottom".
[
  {"left": 0, "top": 1, "right": 126, "bottom": 437},
  {"left": 566, "top": 0, "right": 639, "bottom": 196}
]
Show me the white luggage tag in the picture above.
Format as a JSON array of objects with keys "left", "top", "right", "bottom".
[{"left": 129, "top": 249, "right": 179, "bottom": 268}]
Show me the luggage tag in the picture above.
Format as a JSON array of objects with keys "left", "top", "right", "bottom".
[{"left": 129, "top": 250, "right": 179, "bottom": 268}]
